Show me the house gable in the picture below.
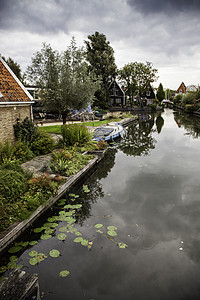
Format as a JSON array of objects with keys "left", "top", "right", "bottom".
[
  {"left": 109, "top": 80, "right": 125, "bottom": 106},
  {"left": 0, "top": 57, "right": 33, "bottom": 103},
  {"left": 176, "top": 82, "right": 186, "bottom": 94}
]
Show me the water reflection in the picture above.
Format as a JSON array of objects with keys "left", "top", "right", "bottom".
[
  {"left": 119, "top": 115, "right": 157, "bottom": 156},
  {"left": 174, "top": 110, "right": 200, "bottom": 138},
  {"left": 156, "top": 113, "right": 164, "bottom": 133}
]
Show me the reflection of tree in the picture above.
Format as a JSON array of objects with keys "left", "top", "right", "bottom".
[
  {"left": 119, "top": 117, "right": 156, "bottom": 156},
  {"left": 64, "top": 150, "right": 117, "bottom": 225},
  {"left": 174, "top": 111, "right": 200, "bottom": 138},
  {"left": 156, "top": 114, "right": 164, "bottom": 133}
]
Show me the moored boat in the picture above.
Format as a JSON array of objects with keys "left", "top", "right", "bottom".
[{"left": 92, "top": 122, "right": 124, "bottom": 142}]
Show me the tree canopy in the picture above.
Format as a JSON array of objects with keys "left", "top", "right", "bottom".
[
  {"left": 2, "top": 56, "right": 23, "bottom": 82},
  {"left": 85, "top": 32, "right": 117, "bottom": 109},
  {"left": 156, "top": 83, "right": 165, "bottom": 102},
  {"left": 26, "top": 39, "right": 101, "bottom": 123},
  {"left": 118, "top": 61, "right": 158, "bottom": 106}
]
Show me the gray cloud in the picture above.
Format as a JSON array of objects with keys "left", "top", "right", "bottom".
[{"left": 127, "top": 0, "right": 200, "bottom": 14}]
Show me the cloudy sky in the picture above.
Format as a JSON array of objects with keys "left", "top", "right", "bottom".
[{"left": 0, "top": 0, "right": 200, "bottom": 90}]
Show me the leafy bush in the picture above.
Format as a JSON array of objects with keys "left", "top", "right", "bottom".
[
  {"left": 182, "top": 93, "right": 195, "bottom": 105},
  {"left": 28, "top": 175, "right": 58, "bottom": 197},
  {"left": 30, "top": 131, "right": 54, "bottom": 155},
  {"left": 61, "top": 124, "right": 91, "bottom": 146},
  {"left": 173, "top": 94, "right": 182, "bottom": 105},
  {"left": 184, "top": 104, "right": 196, "bottom": 113},
  {"left": 0, "top": 140, "right": 34, "bottom": 164},
  {"left": 13, "top": 117, "right": 38, "bottom": 143},
  {"left": 0, "top": 169, "right": 29, "bottom": 203}
]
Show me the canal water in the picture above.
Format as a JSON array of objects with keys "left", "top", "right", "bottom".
[{"left": 2, "top": 108, "right": 200, "bottom": 299}]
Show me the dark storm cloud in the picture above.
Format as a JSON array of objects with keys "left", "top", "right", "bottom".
[{"left": 127, "top": 0, "right": 200, "bottom": 14}]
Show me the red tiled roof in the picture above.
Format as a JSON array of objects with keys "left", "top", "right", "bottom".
[{"left": 0, "top": 58, "right": 33, "bottom": 103}]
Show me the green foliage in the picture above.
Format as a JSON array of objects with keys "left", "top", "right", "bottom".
[
  {"left": 13, "top": 117, "right": 38, "bottom": 143},
  {"left": 26, "top": 39, "right": 101, "bottom": 124},
  {"left": 30, "top": 131, "right": 54, "bottom": 155},
  {"left": 173, "top": 94, "right": 182, "bottom": 105},
  {"left": 0, "top": 169, "right": 28, "bottom": 204},
  {"left": 148, "top": 104, "right": 157, "bottom": 111},
  {"left": 156, "top": 83, "right": 165, "bottom": 102},
  {"left": 61, "top": 124, "right": 92, "bottom": 146},
  {"left": 0, "top": 140, "right": 34, "bottom": 164},
  {"left": 184, "top": 104, "right": 196, "bottom": 113},
  {"left": 50, "top": 149, "right": 93, "bottom": 176},
  {"left": 2, "top": 56, "right": 22, "bottom": 81},
  {"left": 85, "top": 32, "right": 117, "bottom": 108},
  {"left": 182, "top": 92, "right": 195, "bottom": 105},
  {"left": 119, "top": 61, "right": 158, "bottom": 106}
]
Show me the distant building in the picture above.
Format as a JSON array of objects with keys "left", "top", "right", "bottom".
[
  {"left": 186, "top": 85, "right": 198, "bottom": 93},
  {"left": 109, "top": 80, "right": 126, "bottom": 107},
  {"left": 175, "top": 82, "right": 187, "bottom": 95},
  {"left": 0, "top": 56, "right": 34, "bottom": 142}
]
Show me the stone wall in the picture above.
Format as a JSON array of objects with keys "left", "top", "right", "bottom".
[{"left": 0, "top": 104, "right": 31, "bottom": 143}]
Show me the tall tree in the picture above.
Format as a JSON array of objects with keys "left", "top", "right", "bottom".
[
  {"left": 26, "top": 39, "right": 101, "bottom": 124},
  {"left": 2, "top": 56, "right": 22, "bottom": 81},
  {"left": 85, "top": 32, "right": 117, "bottom": 109},
  {"left": 119, "top": 61, "right": 158, "bottom": 106},
  {"left": 156, "top": 83, "right": 165, "bottom": 102}
]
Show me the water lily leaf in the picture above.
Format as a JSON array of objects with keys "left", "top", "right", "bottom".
[
  {"left": 107, "top": 226, "right": 117, "bottom": 231},
  {"left": 48, "top": 217, "right": 56, "bottom": 222},
  {"left": 57, "top": 233, "right": 66, "bottom": 240},
  {"left": 34, "top": 227, "right": 43, "bottom": 233},
  {"left": 0, "top": 266, "right": 7, "bottom": 273},
  {"left": 8, "top": 246, "right": 22, "bottom": 253},
  {"left": 22, "top": 241, "right": 29, "bottom": 247},
  {"left": 69, "top": 228, "right": 77, "bottom": 233},
  {"left": 58, "top": 199, "right": 66, "bottom": 206},
  {"left": 97, "top": 229, "right": 103, "bottom": 234},
  {"left": 41, "top": 234, "right": 52, "bottom": 240},
  {"left": 94, "top": 224, "right": 103, "bottom": 229},
  {"left": 16, "top": 264, "right": 23, "bottom": 269},
  {"left": 7, "top": 261, "right": 17, "bottom": 269},
  {"left": 83, "top": 185, "right": 90, "bottom": 193},
  {"left": 69, "top": 193, "right": 76, "bottom": 197},
  {"left": 107, "top": 194, "right": 111, "bottom": 196},
  {"left": 44, "top": 228, "right": 54, "bottom": 234},
  {"left": 107, "top": 230, "right": 117, "bottom": 237},
  {"left": 59, "top": 226, "right": 67, "bottom": 232},
  {"left": 59, "top": 270, "right": 70, "bottom": 277},
  {"left": 64, "top": 204, "right": 73, "bottom": 209},
  {"left": 75, "top": 231, "right": 82, "bottom": 236},
  {"left": 9, "top": 256, "right": 18, "bottom": 262},
  {"left": 49, "top": 223, "right": 58, "bottom": 228},
  {"left": 43, "top": 222, "right": 52, "bottom": 228},
  {"left": 72, "top": 204, "right": 82, "bottom": 209},
  {"left": 81, "top": 239, "right": 88, "bottom": 246},
  {"left": 118, "top": 243, "right": 128, "bottom": 249},
  {"left": 49, "top": 249, "right": 60, "bottom": 258},
  {"left": 37, "top": 253, "right": 46, "bottom": 262},
  {"left": 29, "top": 257, "right": 39, "bottom": 266},
  {"left": 65, "top": 211, "right": 73, "bottom": 216},
  {"left": 29, "top": 241, "right": 38, "bottom": 246},
  {"left": 29, "top": 251, "right": 38, "bottom": 257},
  {"left": 74, "top": 237, "right": 83, "bottom": 243}
]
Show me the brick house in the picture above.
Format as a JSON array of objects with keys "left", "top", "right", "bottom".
[
  {"left": 175, "top": 82, "right": 187, "bottom": 95},
  {"left": 0, "top": 56, "right": 34, "bottom": 142}
]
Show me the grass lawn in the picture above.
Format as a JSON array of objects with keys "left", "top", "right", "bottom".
[{"left": 39, "top": 119, "right": 121, "bottom": 134}]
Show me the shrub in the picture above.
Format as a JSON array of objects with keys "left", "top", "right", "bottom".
[
  {"left": 173, "top": 94, "right": 182, "bottom": 105},
  {"left": 61, "top": 124, "right": 91, "bottom": 146},
  {"left": 30, "top": 131, "right": 54, "bottom": 155},
  {"left": 13, "top": 117, "right": 38, "bottom": 143},
  {"left": 0, "top": 169, "right": 28, "bottom": 203},
  {"left": 182, "top": 93, "right": 195, "bottom": 105},
  {"left": 0, "top": 140, "right": 34, "bottom": 164},
  {"left": 184, "top": 104, "right": 196, "bottom": 113},
  {"left": 28, "top": 174, "right": 58, "bottom": 197}
]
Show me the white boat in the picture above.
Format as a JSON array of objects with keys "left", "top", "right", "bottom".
[{"left": 92, "top": 122, "right": 124, "bottom": 142}]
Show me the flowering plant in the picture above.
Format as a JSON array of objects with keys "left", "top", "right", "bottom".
[
  {"left": 51, "top": 149, "right": 72, "bottom": 162},
  {"left": 96, "top": 140, "right": 108, "bottom": 150}
]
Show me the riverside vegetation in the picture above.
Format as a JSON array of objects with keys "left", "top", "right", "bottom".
[{"left": 0, "top": 118, "right": 103, "bottom": 233}]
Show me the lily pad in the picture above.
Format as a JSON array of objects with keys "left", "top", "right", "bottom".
[
  {"left": 29, "top": 250, "right": 38, "bottom": 257},
  {"left": 48, "top": 217, "right": 56, "bottom": 222},
  {"left": 7, "top": 261, "right": 17, "bottom": 269},
  {"left": 69, "top": 228, "right": 77, "bottom": 233},
  {"left": 8, "top": 246, "right": 22, "bottom": 253},
  {"left": 107, "top": 230, "right": 117, "bottom": 237},
  {"left": 9, "top": 256, "right": 18, "bottom": 262},
  {"left": 74, "top": 237, "right": 83, "bottom": 243},
  {"left": 81, "top": 239, "right": 89, "bottom": 246},
  {"left": 75, "top": 231, "right": 82, "bottom": 236},
  {"left": 16, "top": 264, "right": 23, "bottom": 269},
  {"left": 118, "top": 243, "right": 128, "bottom": 249},
  {"left": 59, "top": 226, "right": 67, "bottom": 232},
  {"left": 57, "top": 233, "right": 66, "bottom": 240},
  {"left": 49, "top": 223, "right": 58, "bottom": 228},
  {"left": 22, "top": 241, "right": 29, "bottom": 247},
  {"left": 94, "top": 224, "right": 103, "bottom": 229},
  {"left": 29, "top": 241, "right": 38, "bottom": 246},
  {"left": 44, "top": 228, "right": 55, "bottom": 234},
  {"left": 41, "top": 234, "right": 52, "bottom": 240},
  {"left": 29, "top": 257, "right": 39, "bottom": 266},
  {"left": 64, "top": 204, "right": 73, "bottom": 209},
  {"left": 0, "top": 266, "right": 7, "bottom": 273},
  {"left": 107, "top": 226, "right": 117, "bottom": 231},
  {"left": 69, "top": 193, "right": 76, "bottom": 197},
  {"left": 59, "top": 270, "right": 70, "bottom": 277},
  {"left": 33, "top": 227, "right": 43, "bottom": 233},
  {"left": 49, "top": 249, "right": 60, "bottom": 258},
  {"left": 58, "top": 199, "right": 66, "bottom": 206}
]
